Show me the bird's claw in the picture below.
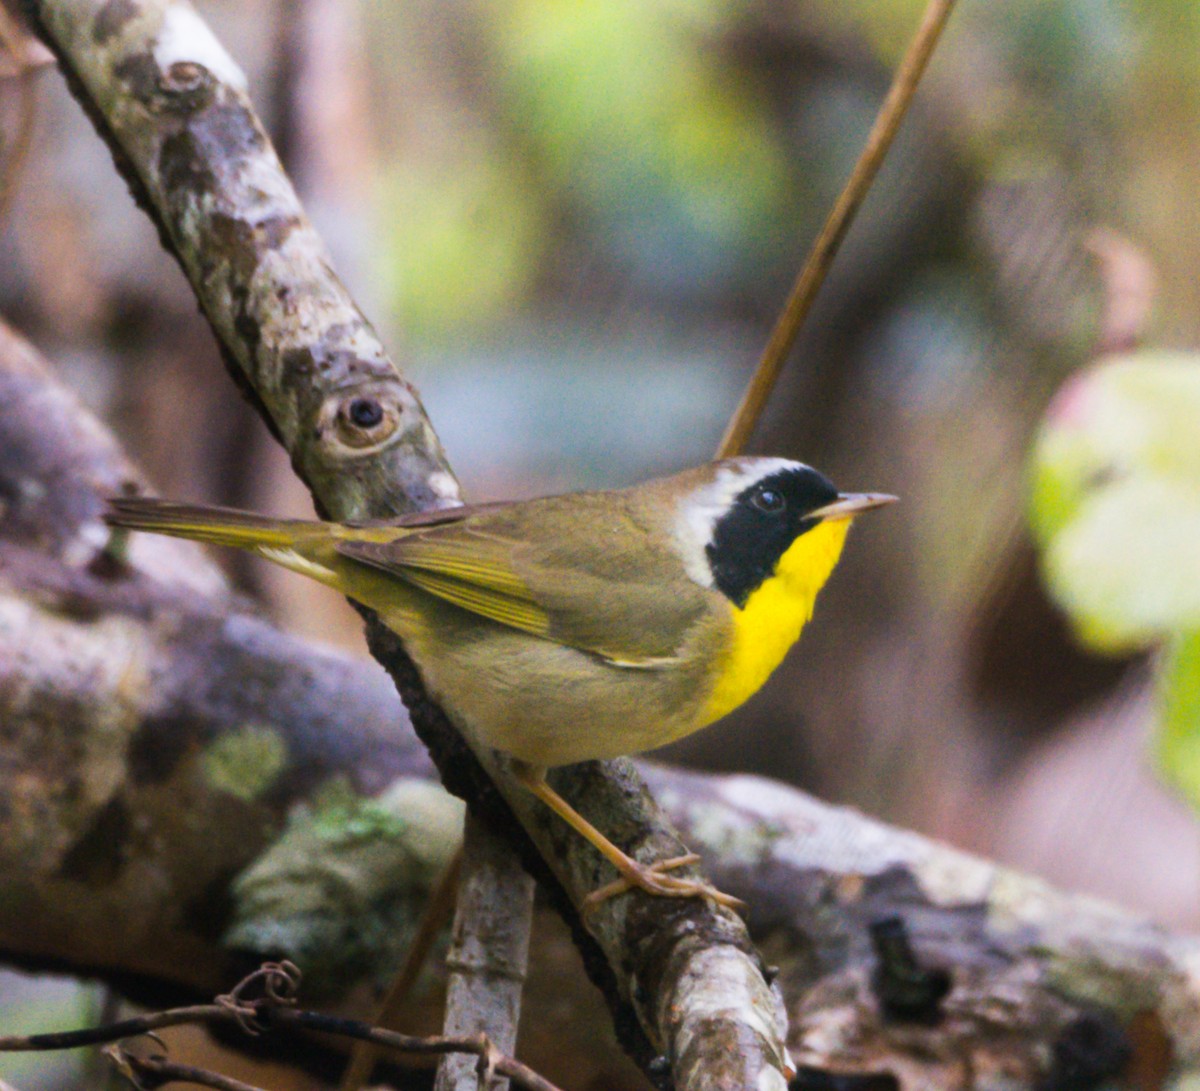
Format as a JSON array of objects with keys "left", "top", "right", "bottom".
[{"left": 583, "top": 853, "right": 746, "bottom": 914}]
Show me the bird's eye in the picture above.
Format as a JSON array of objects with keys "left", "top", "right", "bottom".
[{"left": 751, "top": 488, "right": 785, "bottom": 514}]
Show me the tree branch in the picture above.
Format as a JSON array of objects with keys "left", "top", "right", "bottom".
[
  {"left": 434, "top": 817, "right": 535, "bottom": 1091},
  {"left": 0, "top": 319, "right": 447, "bottom": 1001}
]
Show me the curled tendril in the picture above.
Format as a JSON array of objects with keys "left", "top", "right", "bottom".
[{"left": 215, "top": 961, "right": 302, "bottom": 1035}]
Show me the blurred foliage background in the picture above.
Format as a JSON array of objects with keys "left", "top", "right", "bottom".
[{"left": 3, "top": 0, "right": 1200, "bottom": 1086}]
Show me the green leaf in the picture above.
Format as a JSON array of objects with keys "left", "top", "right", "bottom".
[
  {"left": 1158, "top": 632, "right": 1200, "bottom": 803},
  {"left": 1029, "top": 351, "right": 1200, "bottom": 650},
  {"left": 1040, "top": 476, "right": 1200, "bottom": 652},
  {"left": 1028, "top": 350, "right": 1200, "bottom": 811}
]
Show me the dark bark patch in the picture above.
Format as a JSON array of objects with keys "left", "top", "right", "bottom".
[
  {"left": 1040, "top": 1010, "right": 1132, "bottom": 1091},
  {"left": 92, "top": 0, "right": 138, "bottom": 45},
  {"left": 58, "top": 797, "right": 131, "bottom": 885},
  {"left": 157, "top": 101, "right": 267, "bottom": 208},
  {"left": 197, "top": 98, "right": 268, "bottom": 164},
  {"left": 282, "top": 344, "right": 373, "bottom": 386},
  {"left": 128, "top": 712, "right": 198, "bottom": 785},
  {"left": 40, "top": 582, "right": 105, "bottom": 622},
  {"left": 207, "top": 212, "right": 299, "bottom": 281},
  {"left": 791, "top": 1067, "right": 899, "bottom": 1090},
  {"left": 868, "top": 915, "right": 951, "bottom": 1025},
  {"left": 232, "top": 309, "right": 262, "bottom": 359},
  {"left": 112, "top": 51, "right": 159, "bottom": 103},
  {"left": 181, "top": 866, "right": 238, "bottom": 943},
  {"left": 281, "top": 345, "right": 317, "bottom": 385},
  {"left": 158, "top": 129, "right": 216, "bottom": 196}
]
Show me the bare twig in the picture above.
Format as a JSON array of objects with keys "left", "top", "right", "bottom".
[
  {"left": 0, "top": 1008, "right": 225, "bottom": 1052},
  {"left": 275, "top": 1011, "right": 562, "bottom": 1091},
  {"left": 1, "top": 963, "right": 566, "bottom": 1091},
  {"left": 113, "top": 1054, "right": 265, "bottom": 1091},
  {"left": 717, "top": 0, "right": 957, "bottom": 458}
]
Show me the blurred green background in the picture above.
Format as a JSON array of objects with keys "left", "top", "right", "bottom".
[{"left": 3, "top": 0, "right": 1200, "bottom": 1085}]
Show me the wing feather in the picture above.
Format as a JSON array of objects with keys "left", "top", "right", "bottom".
[
  {"left": 388, "top": 565, "right": 553, "bottom": 636},
  {"left": 335, "top": 492, "right": 706, "bottom": 666}
]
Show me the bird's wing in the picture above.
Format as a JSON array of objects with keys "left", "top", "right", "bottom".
[
  {"left": 340, "top": 530, "right": 556, "bottom": 637},
  {"left": 335, "top": 494, "right": 706, "bottom": 665}
]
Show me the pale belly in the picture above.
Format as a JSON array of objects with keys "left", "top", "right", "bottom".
[{"left": 390, "top": 607, "right": 722, "bottom": 768}]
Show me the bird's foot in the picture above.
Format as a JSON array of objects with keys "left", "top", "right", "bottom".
[{"left": 583, "top": 853, "right": 746, "bottom": 913}]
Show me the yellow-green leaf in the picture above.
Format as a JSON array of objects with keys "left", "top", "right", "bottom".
[
  {"left": 1158, "top": 632, "right": 1200, "bottom": 804},
  {"left": 1029, "top": 350, "right": 1200, "bottom": 811}
]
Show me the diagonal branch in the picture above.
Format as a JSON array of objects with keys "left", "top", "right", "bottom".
[{"left": 26, "top": 2, "right": 788, "bottom": 1085}]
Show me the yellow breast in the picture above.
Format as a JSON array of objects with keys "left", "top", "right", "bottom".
[{"left": 701, "top": 518, "right": 851, "bottom": 725}]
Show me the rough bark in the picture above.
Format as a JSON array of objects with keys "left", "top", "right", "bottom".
[
  {"left": 21, "top": 3, "right": 791, "bottom": 1085},
  {"left": 0, "top": 319, "right": 450, "bottom": 1002},
  {"left": 434, "top": 816, "right": 534, "bottom": 1091}
]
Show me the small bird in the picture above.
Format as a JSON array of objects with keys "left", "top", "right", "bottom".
[{"left": 106, "top": 458, "right": 894, "bottom": 909}]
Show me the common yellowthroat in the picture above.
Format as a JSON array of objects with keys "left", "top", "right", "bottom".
[{"left": 106, "top": 458, "right": 894, "bottom": 908}]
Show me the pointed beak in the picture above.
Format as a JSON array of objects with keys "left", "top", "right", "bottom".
[{"left": 808, "top": 492, "right": 898, "bottom": 521}]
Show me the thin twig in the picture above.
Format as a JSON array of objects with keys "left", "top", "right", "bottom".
[
  {"left": 0, "top": 964, "right": 565, "bottom": 1091},
  {"left": 339, "top": 846, "right": 464, "bottom": 1091},
  {"left": 717, "top": 0, "right": 957, "bottom": 459},
  {"left": 115, "top": 1054, "right": 265, "bottom": 1091},
  {"left": 0, "top": 1006, "right": 229, "bottom": 1051},
  {"left": 274, "top": 1011, "right": 562, "bottom": 1091}
]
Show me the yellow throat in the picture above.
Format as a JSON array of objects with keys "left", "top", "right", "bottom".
[{"left": 702, "top": 517, "right": 852, "bottom": 724}]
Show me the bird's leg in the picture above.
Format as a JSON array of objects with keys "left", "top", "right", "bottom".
[{"left": 511, "top": 761, "right": 745, "bottom": 912}]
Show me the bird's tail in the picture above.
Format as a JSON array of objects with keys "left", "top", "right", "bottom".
[{"left": 105, "top": 497, "right": 327, "bottom": 552}]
